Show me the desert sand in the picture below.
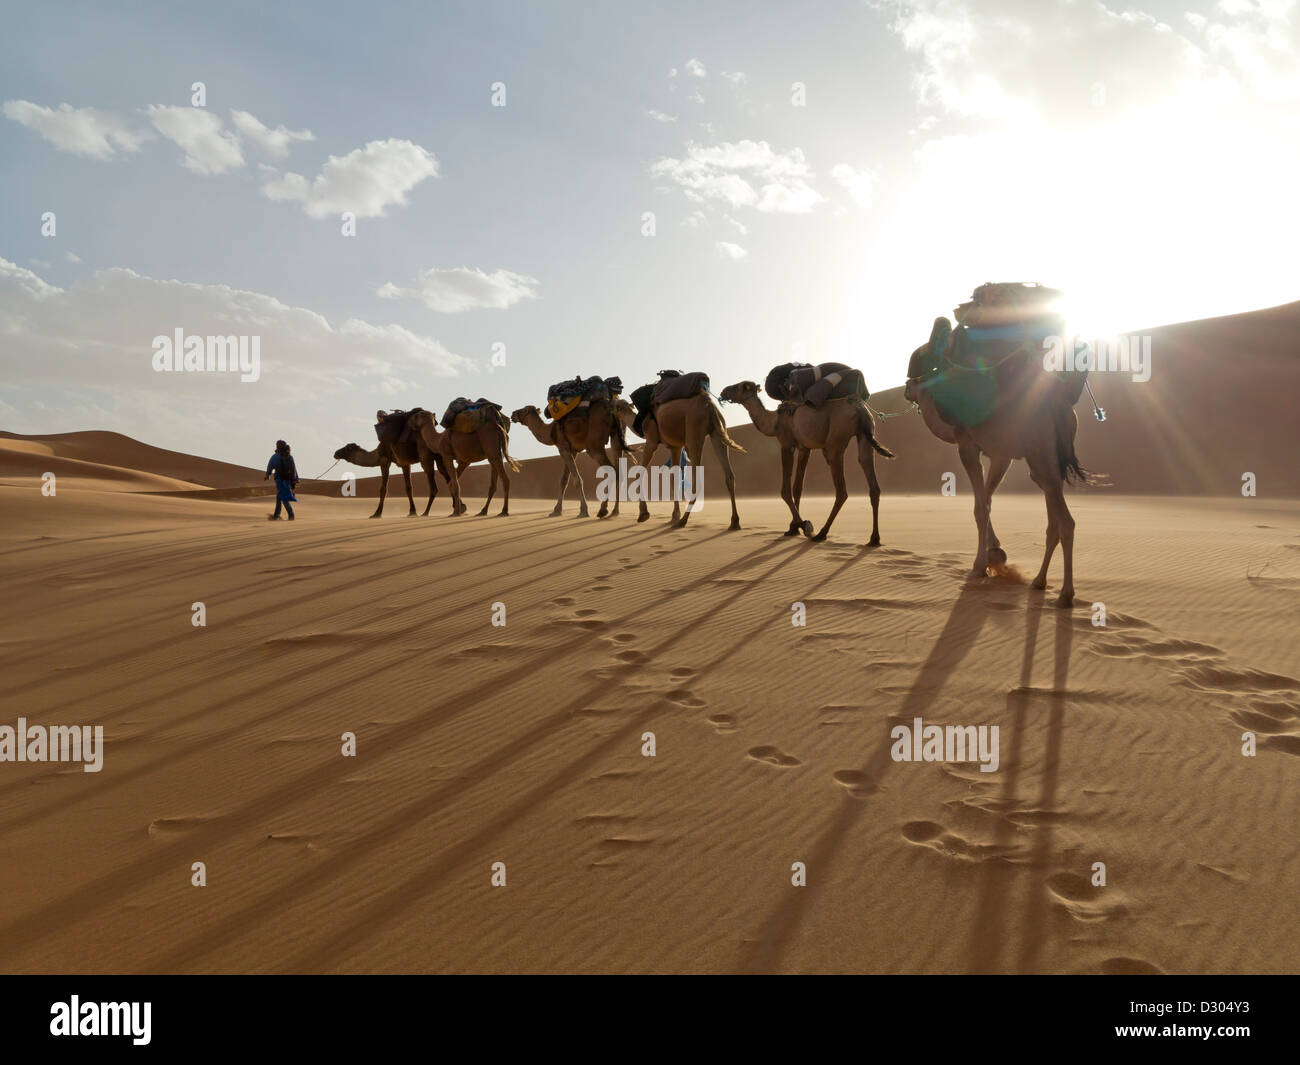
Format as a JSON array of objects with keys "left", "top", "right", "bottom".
[{"left": 1, "top": 458, "right": 1297, "bottom": 973}]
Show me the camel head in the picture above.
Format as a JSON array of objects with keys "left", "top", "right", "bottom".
[
  {"left": 408, "top": 409, "right": 438, "bottom": 436},
  {"left": 612, "top": 398, "right": 635, "bottom": 427},
  {"left": 719, "top": 381, "right": 761, "bottom": 404},
  {"left": 334, "top": 443, "right": 362, "bottom": 460},
  {"left": 511, "top": 405, "right": 540, "bottom": 425}
]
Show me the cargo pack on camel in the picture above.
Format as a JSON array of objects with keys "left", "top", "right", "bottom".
[
  {"left": 909, "top": 281, "right": 1086, "bottom": 430},
  {"left": 764, "top": 362, "right": 869, "bottom": 408},
  {"left": 630, "top": 370, "right": 710, "bottom": 437},
  {"left": 546, "top": 375, "right": 623, "bottom": 421},
  {"left": 441, "top": 397, "right": 506, "bottom": 434}
]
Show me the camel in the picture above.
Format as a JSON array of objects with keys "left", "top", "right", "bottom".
[
  {"left": 719, "top": 382, "right": 892, "bottom": 544},
  {"left": 634, "top": 391, "right": 744, "bottom": 530},
  {"left": 514, "top": 403, "right": 637, "bottom": 517},
  {"left": 333, "top": 407, "right": 451, "bottom": 518},
  {"left": 904, "top": 338, "right": 1090, "bottom": 607},
  {"left": 514, "top": 398, "right": 635, "bottom": 519},
  {"left": 409, "top": 407, "right": 520, "bottom": 517}
]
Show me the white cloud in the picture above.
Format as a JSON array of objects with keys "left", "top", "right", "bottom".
[
  {"left": 377, "top": 266, "right": 539, "bottom": 313},
  {"left": 146, "top": 105, "right": 245, "bottom": 174},
  {"left": 66, "top": 252, "right": 81, "bottom": 263},
  {"left": 715, "top": 241, "right": 748, "bottom": 261},
  {"left": 652, "top": 139, "right": 824, "bottom": 214},
  {"left": 684, "top": 58, "right": 708, "bottom": 77},
  {"left": 0, "top": 256, "right": 469, "bottom": 395},
  {"left": 2, "top": 100, "right": 151, "bottom": 159},
  {"left": 229, "top": 109, "right": 315, "bottom": 159},
  {"left": 647, "top": 109, "right": 678, "bottom": 123},
  {"left": 721, "top": 71, "right": 747, "bottom": 85},
  {"left": 261, "top": 139, "right": 438, "bottom": 219},
  {"left": 688, "top": 91, "right": 706, "bottom": 104},
  {"left": 830, "top": 163, "right": 878, "bottom": 207}
]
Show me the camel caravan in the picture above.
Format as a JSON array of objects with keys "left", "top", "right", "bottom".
[{"left": 330, "top": 281, "right": 1097, "bottom": 606}]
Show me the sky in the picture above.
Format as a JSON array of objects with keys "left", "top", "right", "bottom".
[{"left": 2, "top": 0, "right": 1297, "bottom": 470}]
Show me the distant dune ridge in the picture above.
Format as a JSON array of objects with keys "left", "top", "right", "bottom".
[{"left": 3, "top": 301, "right": 1296, "bottom": 501}]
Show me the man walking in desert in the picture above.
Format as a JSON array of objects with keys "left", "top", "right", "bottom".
[{"left": 264, "top": 439, "right": 300, "bottom": 521}]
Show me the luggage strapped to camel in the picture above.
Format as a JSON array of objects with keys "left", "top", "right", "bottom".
[
  {"left": 545, "top": 376, "right": 623, "bottom": 421},
  {"left": 914, "top": 282, "right": 1086, "bottom": 429},
  {"left": 441, "top": 397, "right": 504, "bottom": 433},
  {"left": 764, "top": 362, "right": 868, "bottom": 408},
  {"left": 629, "top": 369, "right": 711, "bottom": 437}
]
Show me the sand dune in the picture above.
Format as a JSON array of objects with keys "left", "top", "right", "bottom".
[
  {"left": 1, "top": 299, "right": 1297, "bottom": 974},
  {"left": 0, "top": 486, "right": 1297, "bottom": 973}
]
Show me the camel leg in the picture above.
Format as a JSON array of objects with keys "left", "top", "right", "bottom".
[
  {"left": 478, "top": 460, "right": 497, "bottom": 517},
  {"left": 1030, "top": 476, "right": 1075, "bottom": 607},
  {"left": 812, "top": 446, "right": 849, "bottom": 541},
  {"left": 446, "top": 459, "right": 464, "bottom": 517},
  {"left": 371, "top": 460, "right": 391, "bottom": 518},
  {"left": 550, "top": 464, "right": 569, "bottom": 517},
  {"left": 792, "top": 448, "right": 810, "bottom": 511},
  {"left": 636, "top": 426, "right": 660, "bottom": 524},
  {"left": 708, "top": 428, "right": 741, "bottom": 531},
  {"left": 984, "top": 455, "right": 1011, "bottom": 563},
  {"left": 663, "top": 445, "right": 682, "bottom": 525},
  {"left": 675, "top": 420, "right": 709, "bottom": 529},
  {"left": 400, "top": 464, "right": 417, "bottom": 516},
  {"left": 780, "top": 447, "right": 801, "bottom": 535},
  {"left": 497, "top": 452, "right": 510, "bottom": 516},
  {"left": 566, "top": 450, "right": 590, "bottom": 518},
  {"left": 958, "top": 443, "right": 991, "bottom": 578},
  {"left": 857, "top": 433, "right": 883, "bottom": 547},
  {"left": 419, "top": 455, "right": 438, "bottom": 516}
]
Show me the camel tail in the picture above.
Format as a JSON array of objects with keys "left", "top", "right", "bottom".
[
  {"left": 856, "top": 403, "right": 896, "bottom": 459},
  {"left": 497, "top": 422, "right": 522, "bottom": 473},
  {"left": 707, "top": 393, "right": 747, "bottom": 453},
  {"left": 1055, "top": 405, "right": 1093, "bottom": 486}
]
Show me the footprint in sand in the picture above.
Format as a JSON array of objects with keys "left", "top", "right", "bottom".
[
  {"left": 671, "top": 667, "right": 695, "bottom": 679},
  {"left": 833, "top": 769, "right": 878, "bottom": 797},
  {"left": 708, "top": 713, "right": 737, "bottom": 734},
  {"left": 616, "top": 650, "right": 650, "bottom": 664},
  {"left": 551, "top": 596, "right": 576, "bottom": 606},
  {"left": 665, "top": 688, "right": 706, "bottom": 708},
  {"left": 900, "top": 820, "right": 1017, "bottom": 862},
  {"left": 147, "top": 815, "right": 212, "bottom": 837},
  {"left": 592, "top": 583, "right": 613, "bottom": 592},
  {"left": 576, "top": 608, "right": 600, "bottom": 618},
  {"left": 1045, "top": 872, "right": 1130, "bottom": 922},
  {"left": 611, "top": 633, "right": 637, "bottom": 644},
  {"left": 746, "top": 745, "right": 801, "bottom": 768}
]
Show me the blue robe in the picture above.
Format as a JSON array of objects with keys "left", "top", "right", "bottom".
[{"left": 267, "top": 453, "right": 298, "bottom": 502}]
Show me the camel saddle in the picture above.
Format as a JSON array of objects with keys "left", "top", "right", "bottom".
[
  {"left": 917, "top": 298, "right": 1085, "bottom": 429},
  {"left": 765, "top": 362, "right": 867, "bottom": 407},
  {"left": 651, "top": 369, "right": 710, "bottom": 405},
  {"left": 374, "top": 408, "right": 426, "bottom": 446},
  {"left": 545, "top": 375, "right": 623, "bottom": 421},
  {"left": 441, "top": 397, "right": 503, "bottom": 432}
]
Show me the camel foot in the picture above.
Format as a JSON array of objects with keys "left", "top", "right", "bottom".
[
  {"left": 1030, "top": 575, "right": 1048, "bottom": 590},
  {"left": 867, "top": 535, "right": 881, "bottom": 547},
  {"left": 637, "top": 512, "right": 650, "bottom": 523},
  {"left": 968, "top": 566, "right": 989, "bottom": 580},
  {"left": 673, "top": 518, "right": 689, "bottom": 529},
  {"left": 498, "top": 510, "right": 509, "bottom": 517},
  {"left": 801, "top": 520, "right": 814, "bottom": 538},
  {"left": 988, "top": 546, "right": 1007, "bottom": 565},
  {"left": 368, "top": 513, "right": 382, "bottom": 519},
  {"left": 406, "top": 511, "right": 418, "bottom": 518},
  {"left": 577, "top": 510, "right": 590, "bottom": 518},
  {"left": 547, "top": 508, "right": 562, "bottom": 517},
  {"left": 812, "top": 530, "right": 829, "bottom": 543},
  {"left": 476, "top": 508, "right": 489, "bottom": 517},
  {"left": 728, "top": 519, "right": 741, "bottom": 531},
  {"left": 1055, "top": 591, "right": 1074, "bottom": 609}
]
